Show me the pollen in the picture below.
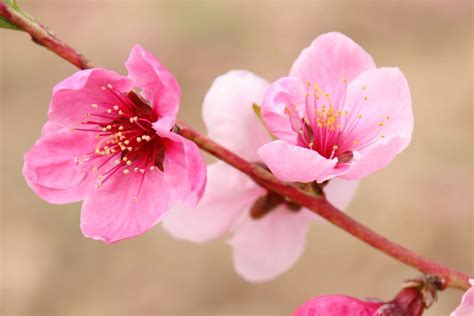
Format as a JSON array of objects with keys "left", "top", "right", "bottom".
[{"left": 123, "top": 169, "right": 130, "bottom": 175}]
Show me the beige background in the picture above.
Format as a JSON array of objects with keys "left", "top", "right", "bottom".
[{"left": 1, "top": 0, "right": 472, "bottom": 315}]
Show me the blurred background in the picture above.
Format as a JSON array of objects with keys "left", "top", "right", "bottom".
[{"left": 1, "top": 0, "right": 472, "bottom": 315}]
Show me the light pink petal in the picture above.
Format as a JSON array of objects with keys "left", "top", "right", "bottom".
[
  {"left": 154, "top": 128, "right": 207, "bottom": 207},
  {"left": 257, "top": 140, "right": 337, "bottom": 183},
  {"left": 292, "top": 295, "right": 383, "bottom": 316},
  {"left": 229, "top": 206, "right": 314, "bottom": 282},
  {"left": 125, "top": 45, "right": 180, "bottom": 130},
  {"left": 163, "top": 161, "right": 264, "bottom": 242},
  {"left": 80, "top": 168, "right": 172, "bottom": 243},
  {"left": 289, "top": 32, "right": 376, "bottom": 108},
  {"left": 450, "top": 280, "right": 474, "bottom": 316},
  {"left": 324, "top": 178, "right": 359, "bottom": 210},
  {"left": 202, "top": 70, "right": 270, "bottom": 160},
  {"left": 260, "top": 77, "right": 306, "bottom": 144},
  {"left": 49, "top": 68, "right": 133, "bottom": 128},
  {"left": 23, "top": 127, "right": 97, "bottom": 204},
  {"left": 341, "top": 136, "right": 409, "bottom": 180},
  {"left": 339, "top": 67, "right": 413, "bottom": 153}
]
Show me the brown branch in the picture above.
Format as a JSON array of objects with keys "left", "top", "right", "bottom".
[
  {"left": 0, "top": 2, "right": 93, "bottom": 69},
  {"left": 1, "top": 2, "right": 470, "bottom": 290},
  {"left": 176, "top": 122, "right": 471, "bottom": 290}
]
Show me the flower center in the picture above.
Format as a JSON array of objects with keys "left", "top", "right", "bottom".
[
  {"left": 73, "top": 83, "right": 165, "bottom": 189},
  {"left": 285, "top": 81, "right": 389, "bottom": 162}
]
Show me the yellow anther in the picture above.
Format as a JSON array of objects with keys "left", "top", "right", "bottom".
[
  {"left": 107, "top": 109, "right": 112, "bottom": 114},
  {"left": 122, "top": 157, "right": 128, "bottom": 161},
  {"left": 106, "top": 125, "right": 112, "bottom": 130},
  {"left": 378, "top": 122, "right": 384, "bottom": 126},
  {"left": 364, "top": 96, "right": 368, "bottom": 101},
  {"left": 107, "top": 83, "right": 113, "bottom": 89},
  {"left": 91, "top": 104, "right": 98, "bottom": 108},
  {"left": 353, "top": 140, "right": 359, "bottom": 145},
  {"left": 118, "top": 126, "right": 124, "bottom": 131},
  {"left": 113, "top": 105, "right": 119, "bottom": 111},
  {"left": 386, "top": 116, "right": 391, "bottom": 120},
  {"left": 126, "top": 160, "right": 132, "bottom": 166},
  {"left": 123, "top": 169, "right": 130, "bottom": 175}
]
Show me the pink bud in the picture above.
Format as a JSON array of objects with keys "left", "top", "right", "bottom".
[{"left": 292, "top": 295, "right": 384, "bottom": 316}]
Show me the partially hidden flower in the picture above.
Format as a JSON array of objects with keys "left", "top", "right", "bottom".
[
  {"left": 450, "top": 279, "right": 474, "bottom": 316},
  {"left": 258, "top": 32, "right": 414, "bottom": 183},
  {"left": 23, "top": 45, "right": 206, "bottom": 243},
  {"left": 293, "top": 277, "right": 445, "bottom": 316},
  {"left": 163, "top": 70, "right": 358, "bottom": 282},
  {"left": 293, "top": 295, "right": 384, "bottom": 316}
]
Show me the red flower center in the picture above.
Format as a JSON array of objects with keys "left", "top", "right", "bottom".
[{"left": 74, "top": 84, "right": 166, "bottom": 188}]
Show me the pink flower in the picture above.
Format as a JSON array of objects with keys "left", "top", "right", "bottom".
[
  {"left": 23, "top": 45, "right": 206, "bottom": 243},
  {"left": 292, "top": 295, "right": 384, "bottom": 316},
  {"left": 258, "top": 32, "right": 413, "bottom": 183},
  {"left": 163, "top": 70, "right": 358, "bottom": 282},
  {"left": 451, "top": 280, "right": 474, "bottom": 316}
]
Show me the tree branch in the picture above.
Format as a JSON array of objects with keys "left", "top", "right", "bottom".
[{"left": 1, "top": 2, "right": 470, "bottom": 290}]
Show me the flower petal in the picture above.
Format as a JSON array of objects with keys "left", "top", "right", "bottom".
[
  {"left": 80, "top": 168, "right": 172, "bottom": 243},
  {"left": 289, "top": 32, "right": 376, "bottom": 108},
  {"left": 292, "top": 295, "right": 383, "bottom": 316},
  {"left": 23, "top": 127, "right": 97, "bottom": 204},
  {"left": 339, "top": 67, "right": 413, "bottom": 151},
  {"left": 341, "top": 136, "right": 409, "bottom": 180},
  {"left": 154, "top": 128, "right": 207, "bottom": 207},
  {"left": 49, "top": 68, "right": 133, "bottom": 128},
  {"left": 229, "top": 206, "right": 314, "bottom": 282},
  {"left": 202, "top": 70, "right": 270, "bottom": 160},
  {"left": 257, "top": 140, "right": 337, "bottom": 183},
  {"left": 324, "top": 178, "right": 359, "bottom": 210},
  {"left": 450, "top": 280, "right": 474, "bottom": 316},
  {"left": 163, "top": 161, "right": 264, "bottom": 242},
  {"left": 260, "top": 77, "right": 306, "bottom": 144},
  {"left": 125, "top": 45, "right": 180, "bottom": 130}
]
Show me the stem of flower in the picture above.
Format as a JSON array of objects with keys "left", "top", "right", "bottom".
[
  {"left": 0, "top": 2, "right": 93, "bottom": 69},
  {"left": 1, "top": 3, "right": 470, "bottom": 291}
]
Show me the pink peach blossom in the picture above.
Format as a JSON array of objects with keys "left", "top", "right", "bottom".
[
  {"left": 258, "top": 32, "right": 413, "bottom": 183},
  {"left": 292, "top": 295, "right": 384, "bottom": 316},
  {"left": 451, "top": 280, "right": 474, "bottom": 316},
  {"left": 23, "top": 45, "right": 206, "bottom": 243},
  {"left": 163, "top": 71, "right": 358, "bottom": 282}
]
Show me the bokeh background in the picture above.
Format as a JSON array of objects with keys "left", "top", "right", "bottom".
[{"left": 1, "top": 0, "right": 472, "bottom": 315}]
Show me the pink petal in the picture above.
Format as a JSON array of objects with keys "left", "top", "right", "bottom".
[
  {"left": 324, "top": 178, "right": 359, "bottom": 210},
  {"left": 450, "top": 280, "right": 474, "bottom": 316},
  {"left": 292, "top": 295, "right": 383, "bottom": 316},
  {"left": 260, "top": 77, "right": 306, "bottom": 144},
  {"left": 341, "top": 136, "right": 409, "bottom": 180},
  {"left": 125, "top": 45, "right": 181, "bottom": 130},
  {"left": 23, "top": 127, "right": 97, "bottom": 204},
  {"left": 80, "top": 168, "right": 172, "bottom": 243},
  {"left": 202, "top": 70, "right": 270, "bottom": 160},
  {"left": 339, "top": 67, "right": 413, "bottom": 153},
  {"left": 289, "top": 32, "right": 376, "bottom": 108},
  {"left": 49, "top": 68, "right": 133, "bottom": 128},
  {"left": 257, "top": 140, "right": 337, "bottom": 183},
  {"left": 154, "top": 128, "right": 207, "bottom": 207},
  {"left": 228, "top": 206, "right": 314, "bottom": 282},
  {"left": 163, "top": 161, "right": 264, "bottom": 242}
]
